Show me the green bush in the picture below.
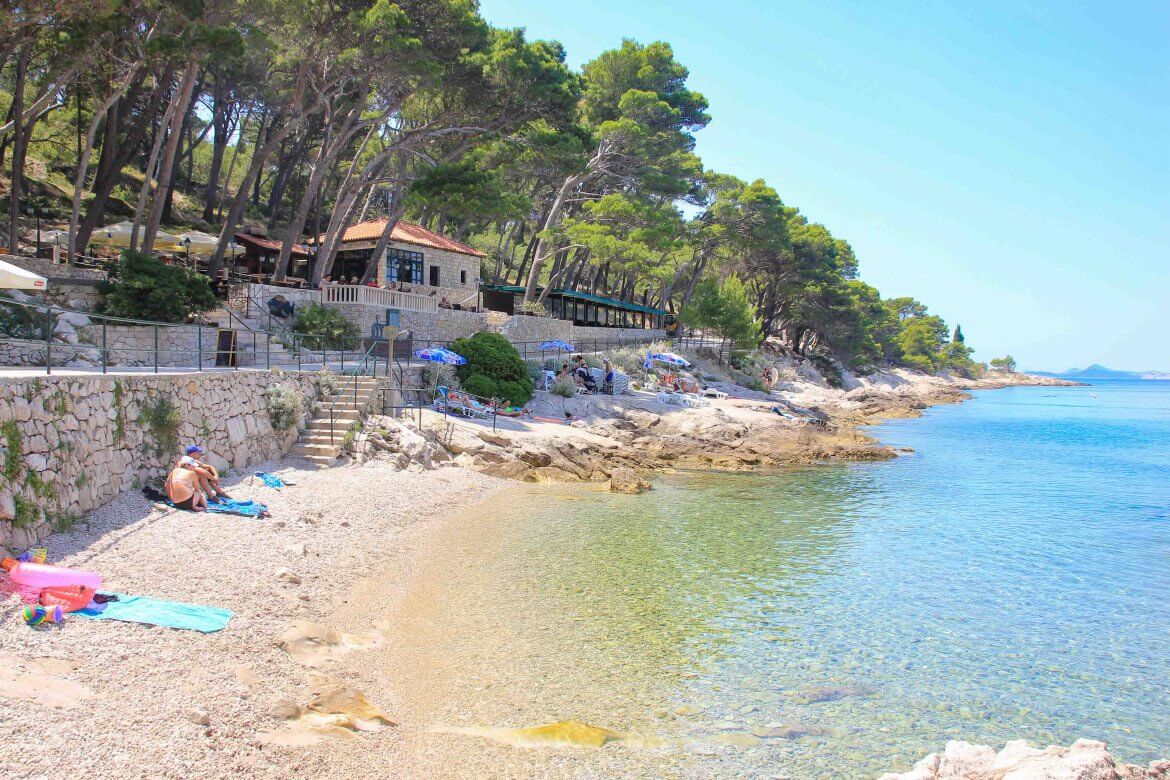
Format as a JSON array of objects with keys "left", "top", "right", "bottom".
[
  {"left": 550, "top": 376, "right": 578, "bottom": 398},
  {"left": 266, "top": 384, "right": 303, "bottom": 431},
  {"left": 99, "top": 250, "right": 219, "bottom": 323},
  {"left": 138, "top": 395, "right": 180, "bottom": 456},
  {"left": 449, "top": 331, "right": 533, "bottom": 406},
  {"left": 292, "top": 304, "right": 361, "bottom": 351}
]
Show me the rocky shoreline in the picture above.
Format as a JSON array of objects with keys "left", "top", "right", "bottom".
[
  {"left": 346, "top": 369, "right": 1082, "bottom": 489},
  {"left": 879, "top": 738, "right": 1170, "bottom": 779}
]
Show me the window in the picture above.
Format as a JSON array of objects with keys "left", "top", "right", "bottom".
[
  {"left": 386, "top": 248, "right": 423, "bottom": 285},
  {"left": 429, "top": 265, "right": 440, "bottom": 287},
  {"left": 460, "top": 269, "right": 467, "bottom": 285}
]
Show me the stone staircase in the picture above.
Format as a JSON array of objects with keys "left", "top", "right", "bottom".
[{"left": 291, "top": 375, "right": 381, "bottom": 464}]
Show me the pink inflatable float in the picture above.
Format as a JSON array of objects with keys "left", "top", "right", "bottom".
[{"left": 1, "top": 558, "right": 102, "bottom": 592}]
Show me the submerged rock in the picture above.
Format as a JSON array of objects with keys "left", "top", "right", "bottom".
[
  {"left": 791, "top": 684, "right": 874, "bottom": 704},
  {"left": 878, "top": 739, "right": 1170, "bottom": 780},
  {"left": 609, "top": 467, "right": 652, "bottom": 494},
  {"left": 435, "top": 719, "right": 653, "bottom": 749}
]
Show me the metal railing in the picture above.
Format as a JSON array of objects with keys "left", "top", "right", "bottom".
[
  {"left": 376, "top": 384, "right": 499, "bottom": 432},
  {"left": 394, "top": 332, "right": 666, "bottom": 367},
  {"left": 326, "top": 339, "right": 389, "bottom": 445},
  {"left": 0, "top": 296, "right": 389, "bottom": 375}
]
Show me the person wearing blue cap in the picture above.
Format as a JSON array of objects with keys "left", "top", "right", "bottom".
[{"left": 177, "top": 445, "right": 231, "bottom": 502}]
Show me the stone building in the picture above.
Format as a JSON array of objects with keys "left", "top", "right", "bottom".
[{"left": 330, "top": 219, "right": 484, "bottom": 307}]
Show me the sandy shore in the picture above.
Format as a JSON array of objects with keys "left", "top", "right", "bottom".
[{"left": 0, "top": 457, "right": 508, "bottom": 779}]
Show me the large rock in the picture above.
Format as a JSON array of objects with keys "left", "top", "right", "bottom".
[
  {"left": 878, "top": 739, "right": 1170, "bottom": 780},
  {"left": 609, "top": 467, "right": 651, "bottom": 494}
]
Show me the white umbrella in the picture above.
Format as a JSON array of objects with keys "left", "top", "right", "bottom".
[
  {"left": 89, "top": 221, "right": 181, "bottom": 250},
  {"left": 0, "top": 258, "right": 48, "bottom": 290},
  {"left": 175, "top": 230, "right": 221, "bottom": 253}
]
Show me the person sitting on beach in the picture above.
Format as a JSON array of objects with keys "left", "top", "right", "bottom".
[
  {"left": 573, "top": 356, "right": 597, "bottom": 393},
  {"left": 178, "top": 445, "right": 230, "bottom": 502},
  {"left": 165, "top": 465, "right": 206, "bottom": 512},
  {"left": 602, "top": 358, "right": 616, "bottom": 395}
]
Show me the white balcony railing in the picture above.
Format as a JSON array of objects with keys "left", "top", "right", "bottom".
[{"left": 321, "top": 284, "right": 439, "bottom": 313}]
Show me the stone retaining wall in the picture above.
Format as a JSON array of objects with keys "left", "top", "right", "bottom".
[{"left": 0, "top": 370, "right": 321, "bottom": 554}]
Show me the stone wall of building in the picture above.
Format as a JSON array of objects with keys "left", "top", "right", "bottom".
[
  {"left": 0, "top": 370, "right": 321, "bottom": 554},
  {"left": 372, "top": 240, "right": 481, "bottom": 302}
]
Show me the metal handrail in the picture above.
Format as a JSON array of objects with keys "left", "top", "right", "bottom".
[{"left": 326, "top": 338, "right": 387, "bottom": 445}]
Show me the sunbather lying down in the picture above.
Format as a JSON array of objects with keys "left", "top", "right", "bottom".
[{"left": 165, "top": 467, "right": 206, "bottom": 512}]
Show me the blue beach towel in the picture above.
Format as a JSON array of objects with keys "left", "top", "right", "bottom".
[
  {"left": 205, "top": 498, "right": 268, "bottom": 517},
  {"left": 77, "top": 594, "right": 233, "bottom": 633},
  {"left": 255, "top": 472, "right": 285, "bottom": 488}
]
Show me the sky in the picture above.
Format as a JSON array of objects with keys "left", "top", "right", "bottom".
[{"left": 478, "top": 0, "right": 1169, "bottom": 372}]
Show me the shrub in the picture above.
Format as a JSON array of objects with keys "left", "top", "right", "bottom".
[
  {"left": 421, "top": 361, "right": 458, "bottom": 389},
  {"left": 550, "top": 376, "right": 578, "bottom": 398},
  {"left": 316, "top": 367, "right": 340, "bottom": 397},
  {"left": 266, "top": 384, "right": 303, "bottom": 431},
  {"left": 138, "top": 395, "right": 180, "bottom": 456},
  {"left": 518, "top": 300, "right": 548, "bottom": 317},
  {"left": 449, "top": 331, "right": 533, "bottom": 406},
  {"left": 292, "top": 304, "right": 360, "bottom": 351},
  {"left": 99, "top": 249, "right": 219, "bottom": 323},
  {"left": 0, "top": 293, "right": 50, "bottom": 340}
]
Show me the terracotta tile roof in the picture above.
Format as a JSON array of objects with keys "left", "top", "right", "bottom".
[
  {"left": 332, "top": 219, "right": 485, "bottom": 257},
  {"left": 233, "top": 233, "right": 311, "bottom": 256}
]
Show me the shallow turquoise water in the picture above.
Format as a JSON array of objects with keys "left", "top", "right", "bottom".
[{"left": 499, "top": 380, "right": 1170, "bottom": 776}]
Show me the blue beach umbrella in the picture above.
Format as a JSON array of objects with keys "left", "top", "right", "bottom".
[
  {"left": 538, "top": 339, "right": 575, "bottom": 352},
  {"left": 413, "top": 347, "right": 467, "bottom": 365},
  {"left": 648, "top": 351, "right": 690, "bottom": 367}
]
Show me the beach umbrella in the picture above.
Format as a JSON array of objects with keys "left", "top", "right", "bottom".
[
  {"left": 174, "top": 230, "right": 221, "bottom": 254},
  {"left": 0, "top": 258, "right": 47, "bottom": 290},
  {"left": 538, "top": 339, "right": 574, "bottom": 352},
  {"left": 648, "top": 351, "right": 690, "bottom": 367},
  {"left": 413, "top": 347, "right": 467, "bottom": 365},
  {"left": 89, "top": 221, "right": 181, "bottom": 251}
]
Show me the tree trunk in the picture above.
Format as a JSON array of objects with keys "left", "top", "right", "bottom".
[
  {"left": 142, "top": 57, "right": 199, "bottom": 254},
  {"left": 523, "top": 170, "right": 586, "bottom": 302},
  {"left": 216, "top": 105, "right": 254, "bottom": 220},
  {"left": 6, "top": 46, "right": 29, "bottom": 251},
  {"left": 202, "top": 86, "right": 233, "bottom": 222},
  {"left": 160, "top": 80, "right": 198, "bottom": 227},
  {"left": 130, "top": 75, "right": 181, "bottom": 251},
  {"left": 67, "top": 65, "right": 143, "bottom": 260}
]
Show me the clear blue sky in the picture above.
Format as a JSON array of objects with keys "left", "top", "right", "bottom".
[{"left": 479, "top": 0, "right": 1169, "bottom": 372}]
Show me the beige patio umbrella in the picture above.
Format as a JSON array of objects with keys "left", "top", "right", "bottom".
[
  {"left": 174, "top": 230, "right": 221, "bottom": 254},
  {"left": 0, "top": 258, "right": 48, "bottom": 290},
  {"left": 89, "top": 221, "right": 182, "bottom": 251}
]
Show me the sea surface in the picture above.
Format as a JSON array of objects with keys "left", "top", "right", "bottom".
[{"left": 390, "top": 379, "right": 1170, "bottom": 777}]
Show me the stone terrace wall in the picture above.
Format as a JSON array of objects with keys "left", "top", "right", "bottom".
[
  {"left": 0, "top": 370, "right": 320, "bottom": 554},
  {"left": 1, "top": 254, "right": 106, "bottom": 311}
]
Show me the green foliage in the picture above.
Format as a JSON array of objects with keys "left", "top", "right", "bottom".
[
  {"left": 681, "top": 275, "right": 760, "bottom": 348},
  {"left": 138, "top": 396, "right": 180, "bottom": 457},
  {"left": 316, "top": 368, "right": 341, "bottom": 397},
  {"left": 265, "top": 384, "right": 303, "bottom": 431},
  {"left": 99, "top": 250, "right": 219, "bottom": 323},
  {"left": 292, "top": 305, "right": 361, "bottom": 351},
  {"left": 990, "top": 355, "right": 1017, "bottom": 372},
  {"left": 53, "top": 513, "right": 80, "bottom": 533},
  {"left": 13, "top": 496, "right": 37, "bottom": 529},
  {"left": 2, "top": 421, "right": 22, "bottom": 480},
  {"left": 518, "top": 301, "right": 548, "bottom": 317},
  {"left": 449, "top": 331, "right": 534, "bottom": 406},
  {"left": 0, "top": 294, "right": 50, "bottom": 340},
  {"left": 112, "top": 380, "right": 126, "bottom": 441},
  {"left": 25, "top": 469, "right": 56, "bottom": 500},
  {"left": 550, "top": 376, "right": 578, "bottom": 398},
  {"left": 341, "top": 420, "right": 363, "bottom": 452}
]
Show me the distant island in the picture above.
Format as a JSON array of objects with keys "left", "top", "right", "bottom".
[{"left": 1031, "top": 364, "right": 1170, "bottom": 381}]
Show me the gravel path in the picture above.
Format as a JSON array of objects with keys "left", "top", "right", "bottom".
[{"left": 0, "top": 456, "right": 505, "bottom": 779}]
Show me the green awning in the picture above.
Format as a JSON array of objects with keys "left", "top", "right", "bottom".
[{"left": 481, "top": 284, "right": 667, "bottom": 316}]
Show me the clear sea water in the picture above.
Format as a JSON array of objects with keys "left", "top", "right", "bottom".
[{"left": 406, "top": 380, "right": 1170, "bottom": 777}]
